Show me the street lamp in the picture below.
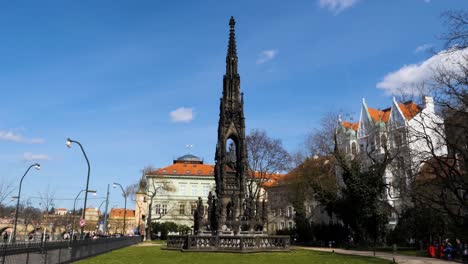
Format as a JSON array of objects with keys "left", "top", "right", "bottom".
[
  {"left": 66, "top": 138, "right": 91, "bottom": 238},
  {"left": 12, "top": 163, "right": 40, "bottom": 243},
  {"left": 71, "top": 189, "right": 96, "bottom": 241},
  {"left": 113, "top": 182, "right": 127, "bottom": 235}
]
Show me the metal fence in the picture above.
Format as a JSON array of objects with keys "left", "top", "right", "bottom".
[{"left": 0, "top": 236, "right": 142, "bottom": 264}]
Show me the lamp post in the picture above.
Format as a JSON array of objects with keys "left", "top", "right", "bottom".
[
  {"left": 113, "top": 182, "right": 127, "bottom": 235},
  {"left": 71, "top": 189, "right": 96, "bottom": 241},
  {"left": 12, "top": 163, "right": 40, "bottom": 243},
  {"left": 66, "top": 138, "right": 91, "bottom": 238}
]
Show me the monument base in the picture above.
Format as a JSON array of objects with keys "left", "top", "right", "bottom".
[{"left": 166, "top": 235, "right": 290, "bottom": 253}]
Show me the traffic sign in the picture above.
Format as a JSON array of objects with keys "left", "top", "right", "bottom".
[{"left": 79, "top": 218, "right": 86, "bottom": 227}]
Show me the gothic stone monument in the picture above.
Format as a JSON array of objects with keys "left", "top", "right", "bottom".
[{"left": 166, "top": 17, "right": 289, "bottom": 252}]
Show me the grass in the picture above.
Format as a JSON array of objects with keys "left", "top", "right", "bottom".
[{"left": 76, "top": 245, "right": 392, "bottom": 264}]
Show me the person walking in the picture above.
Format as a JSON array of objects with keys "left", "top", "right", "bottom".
[{"left": 3, "top": 232, "right": 8, "bottom": 243}]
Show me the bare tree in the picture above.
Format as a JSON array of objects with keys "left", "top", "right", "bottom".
[
  {"left": 39, "top": 185, "right": 56, "bottom": 223},
  {"left": 246, "top": 129, "right": 291, "bottom": 202},
  {"left": 139, "top": 165, "right": 175, "bottom": 240},
  {"left": 405, "top": 11, "right": 468, "bottom": 231},
  {"left": 0, "top": 179, "right": 14, "bottom": 208}
]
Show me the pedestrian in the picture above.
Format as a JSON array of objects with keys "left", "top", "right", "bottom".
[
  {"left": 3, "top": 232, "right": 8, "bottom": 242},
  {"left": 428, "top": 243, "right": 436, "bottom": 258},
  {"left": 462, "top": 244, "right": 468, "bottom": 263},
  {"left": 444, "top": 243, "right": 453, "bottom": 260},
  {"left": 438, "top": 242, "right": 445, "bottom": 259},
  {"left": 455, "top": 239, "right": 463, "bottom": 260}
]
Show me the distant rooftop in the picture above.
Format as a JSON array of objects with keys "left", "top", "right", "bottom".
[{"left": 173, "top": 154, "right": 203, "bottom": 164}]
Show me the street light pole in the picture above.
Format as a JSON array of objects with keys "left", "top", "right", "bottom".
[
  {"left": 67, "top": 138, "right": 91, "bottom": 238},
  {"left": 103, "top": 184, "right": 110, "bottom": 234},
  {"left": 12, "top": 163, "right": 40, "bottom": 243},
  {"left": 113, "top": 182, "right": 127, "bottom": 235},
  {"left": 71, "top": 189, "right": 96, "bottom": 241}
]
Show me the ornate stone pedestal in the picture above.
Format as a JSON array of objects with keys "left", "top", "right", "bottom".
[{"left": 166, "top": 234, "right": 290, "bottom": 252}]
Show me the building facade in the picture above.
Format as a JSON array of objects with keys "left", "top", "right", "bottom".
[
  {"left": 336, "top": 96, "right": 447, "bottom": 224},
  {"left": 143, "top": 154, "right": 216, "bottom": 228}
]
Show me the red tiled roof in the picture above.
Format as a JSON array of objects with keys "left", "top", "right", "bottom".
[
  {"left": 367, "top": 107, "right": 391, "bottom": 123},
  {"left": 342, "top": 121, "right": 359, "bottom": 131},
  {"left": 109, "top": 208, "right": 135, "bottom": 218},
  {"left": 398, "top": 102, "right": 422, "bottom": 120},
  {"left": 342, "top": 101, "right": 422, "bottom": 130},
  {"left": 152, "top": 163, "right": 215, "bottom": 176}
]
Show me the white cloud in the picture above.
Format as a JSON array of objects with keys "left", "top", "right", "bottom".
[
  {"left": 256, "top": 49, "right": 278, "bottom": 64},
  {"left": 377, "top": 48, "right": 468, "bottom": 95},
  {"left": 0, "top": 130, "right": 44, "bottom": 144},
  {"left": 170, "top": 107, "right": 194, "bottom": 123},
  {"left": 23, "top": 152, "right": 50, "bottom": 161},
  {"left": 319, "top": 0, "right": 358, "bottom": 14},
  {"left": 414, "top": 43, "right": 432, "bottom": 53}
]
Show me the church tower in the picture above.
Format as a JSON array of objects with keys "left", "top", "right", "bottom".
[{"left": 214, "top": 16, "right": 248, "bottom": 231}]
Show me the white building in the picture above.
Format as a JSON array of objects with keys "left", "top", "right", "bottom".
[
  {"left": 336, "top": 96, "right": 447, "bottom": 224},
  {"left": 142, "top": 154, "right": 216, "bottom": 228}
]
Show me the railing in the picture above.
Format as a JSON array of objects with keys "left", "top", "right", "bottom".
[
  {"left": 167, "top": 235, "right": 290, "bottom": 252},
  {"left": 0, "top": 236, "right": 142, "bottom": 264}
]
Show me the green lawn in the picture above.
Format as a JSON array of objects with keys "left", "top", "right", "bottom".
[{"left": 76, "top": 245, "right": 392, "bottom": 264}]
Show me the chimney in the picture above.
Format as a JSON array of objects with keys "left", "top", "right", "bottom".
[{"left": 422, "top": 96, "right": 434, "bottom": 113}]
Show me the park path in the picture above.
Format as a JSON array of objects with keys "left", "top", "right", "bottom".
[{"left": 295, "top": 247, "right": 449, "bottom": 264}]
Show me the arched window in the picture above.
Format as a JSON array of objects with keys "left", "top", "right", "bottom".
[
  {"left": 226, "top": 138, "right": 237, "bottom": 164},
  {"left": 381, "top": 135, "right": 387, "bottom": 148},
  {"left": 351, "top": 142, "right": 357, "bottom": 155}
]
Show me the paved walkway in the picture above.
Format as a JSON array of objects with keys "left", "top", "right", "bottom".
[{"left": 296, "top": 247, "right": 451, "bottom": 264}]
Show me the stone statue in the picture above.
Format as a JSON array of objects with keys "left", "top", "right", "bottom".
[
  {"left": 194, "top": 197, "right": 204, "bottom": 234},
  {"left": 207, "top": 191, "right": 213, "bottom": 228}
]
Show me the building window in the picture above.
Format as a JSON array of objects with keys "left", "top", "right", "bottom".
[
  {"left": 376, "top": 134, "right": 381, "bottom": 149},
  {"left": 370, "top": 138, "right": 375, "bottom": 151},
  {"left": 273, "top": 209, "right": 277, "bottom": 217},
  {"left": 179, "top": 204, "right": 185, "bottom": 215},
  {"left": 186, "top": 170, "right": 190, "bottom": 174},
  {"left": 202, "top": 185, "right": 209, "bottom": 197},
  {"left": 198, "top": 170, "right": 202, "bottom": 174},
  {"left": 179, "top": 184, "right": 186, "bottom": 194},
  {"left": 381, "top": 134, "right": 387, "bottom": 148},
  {"left": 287, "top": 207, "right": 293, "bottom": 217},
  {"left": 191, "top": 185, "right": 198, "bottom": 196},
  {"left": 280, "top": 208, "right": 284, "bottom": 216},
  {"left": 288, "top": 222, "right": 293, "bottom": 229},
  {"left": 280, "top": 222, "right": 285, "bottom": 230},
  {"left": 308, "top": 205, "right": 314, "bottom": 213},
  {"left": 162, "top": 204, "right": 167, "bottom": 215},
  {"left": 394, "top": 132, "right": 402, "bottom": 147},
  {"left": 155, "top": 204, "right": 161, "bottom": 215},
  {"left": 351, "top": 142, "right": 357, "bottom": 155},
  {"left": 191, "top": 203, "right": 197, "bottom": 215}
]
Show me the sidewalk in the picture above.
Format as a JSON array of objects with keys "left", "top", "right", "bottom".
[{"left": 296, "top": 247, "right": 450, "bottom": 264}]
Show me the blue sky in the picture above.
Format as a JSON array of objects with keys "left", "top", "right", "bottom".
[{"left": 0, "top": 0, "right": 466, "bottom": 210}]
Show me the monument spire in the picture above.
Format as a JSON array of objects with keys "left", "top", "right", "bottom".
[
  {"left": 226, "top": 16, "right": 238, "bottom": 76},
  {"left": 215, "top": 16, "right": 247, "bottom": 232}
]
